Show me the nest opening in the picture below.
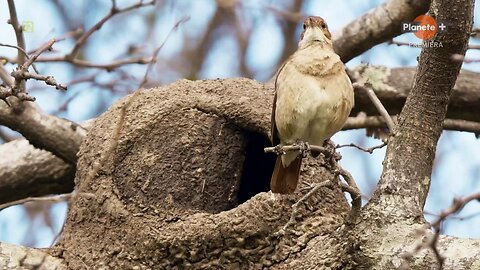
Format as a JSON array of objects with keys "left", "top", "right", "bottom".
[{"left": 237, "top": 132, "right": 275, "bottom": 203}]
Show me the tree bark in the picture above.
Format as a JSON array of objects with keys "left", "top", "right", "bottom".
[
  {"left": 0, "top": 140, "right": 74, "bottom": 205},
  {"left": 0, "top": 242, "right": 66, "bottom": 270},
  {"left": 350, "top": 0, "right": 476, "bottom": 268}
]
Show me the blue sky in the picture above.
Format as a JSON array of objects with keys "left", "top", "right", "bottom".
[{"left": 0, "top": 0, "right": 479, "bottom": 247}]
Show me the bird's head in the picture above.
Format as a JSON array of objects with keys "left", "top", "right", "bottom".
[{"left": 299, "top": 16, "right": 332, "bottom": 48}]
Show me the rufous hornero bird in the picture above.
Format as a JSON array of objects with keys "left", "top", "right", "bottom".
[{"left": 270, "top": 16, "right": 354, "bottom": 194}]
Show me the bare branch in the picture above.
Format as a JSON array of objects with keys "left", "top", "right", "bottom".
[
  {"left": 336, "top": 142, "right": 387, "bottom": 153},
  {"left": 264, "top": 143, "right": 331, "bottom": 157},
  {"left": 337, "top": 166, "right": 362, "bottom": 223},
  {"left": 0, "top": 100, "right": 86, "bottom": 164},
  {"left": 0, "top": 43, "right": 29, "bottom": 59},
  {"left": 11, "top": 70, "right": 67, "bottom": 91},
  {"left": 7, "top": 0, "right": 26, "bottom": 67},
  {"left": 402, "top": 193, "right": 480, "bottom": 269},
  {"left": 353, "top": 82, "right": 395, "bottom": 134},
  {"left": 21, "top": 39, "right": 58, "bottom": 70},
  {"left": 264, "top": 141, "right": 362, "bottom": 224},
  {"left": 7, "top": 0, "right": 27, "bottom": 94},
  {"left": 67, "top": 0, "right": 155, "bottom": 60},
  {"left": 343, "top": 115, "right": 480, "bottom": 135},
  {"left": 139, "top": 16, "right": 190, "bottom": 89},
  {"left": 0, "top": 66, "right": 14, "bottom": 86},
  {"left": 36, "top": 56, "right": 154, "bottom": 71},
  {"left": 0, "top": 139, "right": 74, "bottom": 204}
]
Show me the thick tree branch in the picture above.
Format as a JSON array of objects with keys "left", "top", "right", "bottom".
[
  {"left": 0, "top": 100, "right": 86, "bottom": 164},
  {"left": 333, "top": 0, "right": 430, "bottom": 62},
  {"left": 350, "top": 66, "right": 480, "bottom": 124},
  {"left": 0, "top": 140, "right": 74, "bottom": 205},
  {"left": 343, "top": 115, "right": 480, "bottom": 135}
]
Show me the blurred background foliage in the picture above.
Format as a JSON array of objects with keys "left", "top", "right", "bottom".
[{"left": 0, "top": 0, "right": 479, "bottom": 247}]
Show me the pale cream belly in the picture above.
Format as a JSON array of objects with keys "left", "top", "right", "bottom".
[{"left": 275, "top": 74, "right": 352, "bottom": 166}]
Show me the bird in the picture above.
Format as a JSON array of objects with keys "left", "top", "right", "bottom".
[{"left": 270, "top": 16, "right": 354, "bottom": 194}]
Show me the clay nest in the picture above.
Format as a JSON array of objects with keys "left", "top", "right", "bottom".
[{"left": 55, "top": 78, "right": 350, "bottom": 269}]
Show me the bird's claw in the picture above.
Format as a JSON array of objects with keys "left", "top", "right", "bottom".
[
  {"left": 296, "top": 140, "right": 310, "bottom": 158},
  {"left": 274, "top": 144, "right": 286, "bottom": 155}
]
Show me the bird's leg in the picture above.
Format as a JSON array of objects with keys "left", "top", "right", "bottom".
[
  {"left": 273, "top": 144, "right": 286, "bottom": 156},
  {"left": 322, "top": 140, "right": 341, "bottom": 170}
]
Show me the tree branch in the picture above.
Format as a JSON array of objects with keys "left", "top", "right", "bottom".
[
  {"left": 333, "top": 0, "right": 430, "bottom": 62},
  {"left": 0, "top": 101, "right": 86, "bottom": 164},
  {"left": 349, "top": 66, "right": 480, "bottom": 124},
  {"left": 343, "top": 115, "right": 480, "bottom": 135},
  {"left": 67, "top": 0, "right": 155, "bottom": 59},
  {"left": 0, "top": 140, "right": 74, "bottom": 205}
]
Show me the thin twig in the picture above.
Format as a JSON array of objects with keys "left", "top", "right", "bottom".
[
  {"left": 0, "top": 43, "right": 29, "bottom": 59},
  {"left": 337, "top": 167, "right": 362, "bottom": 223},
  {"left": 401, "top": 193, "right": 480, "bottom": 269},
  {"left": 7, "top": 0, "right": 27, "bottom": 93},
  {"left": 11, "top": 71, "right": 67, "bottom": 91},
  {"left": 353, "top": 82, "right": 395, "bottom": 134},
  {"left": 35, "top": 56, "right": 154, "bottom": 71},
  {"left": 22, "top": 39, "right": 59, "bottom": 69},
  {"left": 336, "top": 142, "right": 387, "bottom": 153},
  {"left": 67, "top": 0, "right": 155, "bottom": 59},
  {"left": 266, "top": 142, "right": 363, "bottom": 228},
  {"left": 139, "top": 16, "right": 190, "bottom": 89},
  {"left": 7, "top": 0, "right": 26, "bottom": 66}
]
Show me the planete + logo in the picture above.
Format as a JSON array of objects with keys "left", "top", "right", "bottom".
[{"left": 401, "top": 15, "right": 446, "bottom": 48}]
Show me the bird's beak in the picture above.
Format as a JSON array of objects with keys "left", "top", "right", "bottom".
[{"left": 299, "top": 27, "right": 329, "bottom": 47}]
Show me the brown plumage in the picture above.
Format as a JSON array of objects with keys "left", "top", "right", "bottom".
[{"left": 270, "top": 16, "right": 354, "bottom": 194}]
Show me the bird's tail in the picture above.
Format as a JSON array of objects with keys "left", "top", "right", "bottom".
[{"left": 270, "top": 156, "right": 301, "bottom": 194}]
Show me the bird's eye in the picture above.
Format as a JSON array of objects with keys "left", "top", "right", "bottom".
[
  {"left": 303, "top": 23, "right": 306, "bottom": 30},
  {"left": 321, "top": 23, "right": 327, "bottom": 29}
]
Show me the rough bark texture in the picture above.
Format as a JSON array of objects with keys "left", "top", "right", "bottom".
[
  {"left": 350, "top": 66, "right": 480, "bottom": 123},
  {"left": 0, "top": 100, "right": 86, "bottom": 164},
  {"left": 348, "top": 0, "right": 477, "bottom": 269},
  {"left": 0, "top": 242, "right": 66, "bottom": 270},
  {"left": 0, "top": 139, "right": 74, "bottom": 204}
]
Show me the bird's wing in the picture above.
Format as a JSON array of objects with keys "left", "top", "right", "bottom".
[{"left": 271, "top": 60, "right": 289, "bottom": 146}]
